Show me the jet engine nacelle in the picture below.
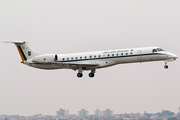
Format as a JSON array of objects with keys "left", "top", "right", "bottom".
[{"left": 32, "top": 54, "right": 58, "bottom": 63}]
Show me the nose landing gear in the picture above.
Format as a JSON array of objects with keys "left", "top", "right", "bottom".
[
  {"left": 164, "top": 65, "right": 168, "bottom": 69},
  {"left": 164, "top": 61, "right": 168, "bottom": 69}
]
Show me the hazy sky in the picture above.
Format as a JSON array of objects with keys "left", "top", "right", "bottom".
[{"left": 0, "top": 0, "right": 180, "bottom": 116}]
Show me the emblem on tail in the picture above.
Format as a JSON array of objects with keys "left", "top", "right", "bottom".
[{"left": 28, "top": 51, "right": 31, "bottom": 56}]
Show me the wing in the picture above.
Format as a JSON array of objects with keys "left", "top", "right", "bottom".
[{"left": 55, "top": 62, "right": 100, "bottom": 70}]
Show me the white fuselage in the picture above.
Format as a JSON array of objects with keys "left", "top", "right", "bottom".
[
  {"left": 5, "top": 41, "right": 178, "bottom": 77},
  {"left": 24, "top": 46, "right": 178, "bottom": 70}
]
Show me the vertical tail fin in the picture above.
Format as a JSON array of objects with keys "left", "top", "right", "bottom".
[
  {"left": 16, "top": 45, "right": 27, "bottom": 61},
  {"left": 3, "top": 41, "right": 38, "bottom": 61}
]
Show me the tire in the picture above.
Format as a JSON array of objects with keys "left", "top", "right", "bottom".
[
  {"left": 89, "top": 73, "right": 95, "bottom": 78},
  {"left": 77, "top": 73, "right": 83, "bottom": 78},
  {"left": 164, "top": 65, "right": 168, "bottom": 69}
]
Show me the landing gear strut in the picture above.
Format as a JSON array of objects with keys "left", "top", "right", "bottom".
[{"left": 77, "top": 67, "right": 83, "bottom": 78}]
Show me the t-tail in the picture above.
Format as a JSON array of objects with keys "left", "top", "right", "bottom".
[{"left": 3, "top": 41, "right": 38, "bottom": 62}]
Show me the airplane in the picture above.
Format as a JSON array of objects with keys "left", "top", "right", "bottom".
[{"left": 4, "top": 41, "right": 178, "bottom": 78}]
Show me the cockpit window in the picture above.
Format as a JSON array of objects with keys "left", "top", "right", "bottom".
[
  {"left": 157, "top": 48, "right": 164, "bottom": 52},
  {"left": 152, "top": 49, "right": 157, "bottom": 52}
]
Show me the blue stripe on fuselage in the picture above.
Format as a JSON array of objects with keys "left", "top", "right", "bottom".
[{"left": 57, "top": 53, "right": 166, "bottom": 63}]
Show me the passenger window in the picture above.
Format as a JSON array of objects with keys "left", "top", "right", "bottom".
[
  {"left": 71, "top": 57, "right": 73, "bottom": 60},
  {"left": 112, "top": 54, "right": 114, "bottom": 56},
  {"left": 80, "top": 57, "right": 82, "bottom": 59},
  {"left": 94, "top": 55, "right": 96, "bottom": 58},
  {"left": 126, "top": 53, "right": 128, "bottom": 55},
  {"left": 121, "top": 53, "right": 123, "bottom": 55},
  {"left": 108, "top": 54, "right": 110, "bottom": 57},
  {"left": 116, "top": 54, "right": 118, "bottom": 56},
  {"left": 67, "top": 58, "right": 69, "bottom": 60},
  {"left": 90, "top": 56, "right": 92, "bottom": 58},
  {"left": 76, "top": 57, "right": 78, "bottom": 59},
  {"left": 85, "top": 56, "right": 87, "bottom": 59},
  {"left": 153, "top": 49, "right": 157, "bottom": 52},
  {"left": 130, "top": 52, "right": 133, "bottom": 55},
  {"left": 63, "top": 58, "right": 65, "bottom": 61},
  {"left": 99, "top": 55, "right": 101, "bottom": 57}
]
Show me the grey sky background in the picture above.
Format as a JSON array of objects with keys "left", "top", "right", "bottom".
[{"left": 0, "top": 0, "right": 180, "bottom": 116}]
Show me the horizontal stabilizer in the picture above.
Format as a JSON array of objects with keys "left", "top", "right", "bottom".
[{"left": 2, "top": 41, "right": 26, "bottom": 44}]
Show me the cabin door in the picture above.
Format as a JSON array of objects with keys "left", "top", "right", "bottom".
[{"left": 137, "top": 50, "right": 142, "bottom": 61}]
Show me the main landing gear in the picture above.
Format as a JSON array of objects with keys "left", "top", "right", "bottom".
[
  {"left": 164, "top": 61, "right": 168, "bottom": 69},
  {"left": 77, "top": 67, "right": 83, "bottom": 78},
  {"left": 89, "top": 69, "right": 95, "bottom": 78},
  {"left": 77, "top": 68, "right": 96, "bottom": 78}
]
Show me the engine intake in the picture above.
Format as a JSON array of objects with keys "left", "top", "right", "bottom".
[{"left": 55, "top": 55, "right": 58, "bottom": 61}]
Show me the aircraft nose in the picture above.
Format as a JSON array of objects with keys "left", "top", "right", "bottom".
[
  {"left": 173, "top": 54, "right": 178, "bottom": 59},
  {"left": 168, "top": 52, "right": 178, "bottom": 59}
]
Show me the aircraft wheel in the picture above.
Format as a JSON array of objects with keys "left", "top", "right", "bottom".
[
  {"left": 89, "top": 73, "right": 95, "bottom": 78},
  {"left": 164, "top": 65, "right": 168, "bottom": 69},
  {"left": 77, "top": 73, "right": 83, "bottom": 78}
]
